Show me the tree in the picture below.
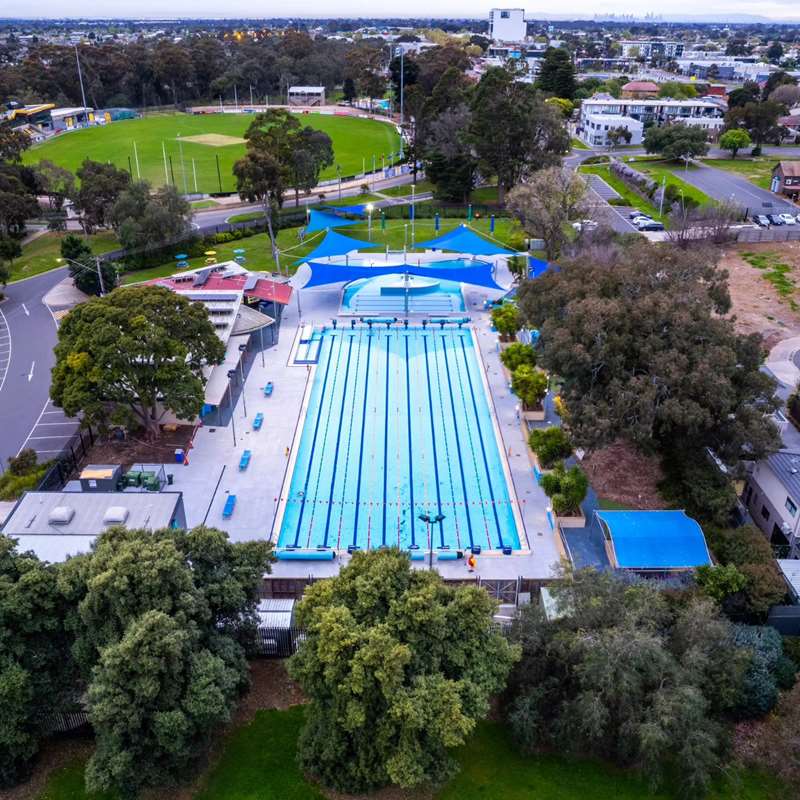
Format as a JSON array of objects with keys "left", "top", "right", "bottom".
[
  {"left": 288, "top": 127, "right": 334, "bottom": 207},
  {"left": 657, "top": 81, "right": 698, "bottom": 99},
  {"left": 725, "top": 101, "right": 784, "bottom": 148},
  {"left": 0, "top": 123, "right": 30, "bottom": 163},
  {"left": 696, "top": 563, "right": 748, "bottom": 604},
  {"left": 719, "top": 128, "right": 752, "bottom": 159},
  {"left": 545, "top": 97, "right": 574, "bottom": 118},
  {"left": 388, "top": 53, "right": 419, "bottom": 104},
  {"left": 342, "top": 76, "right": 356, "bottom": 104},
  {"left": 60, "top": 525, "right": 273, "bottom": 796},
  {"left": 423, "top": 105, "right": 476, "bottom": 202},
  {"left": 511, "top": 364, "right": 548, "bottom": 410},
  {"left": 507, "top": 569, "right": 748, "bottom": 798},
  {"left": 606, "top": 126, "right": 633, "bottom": 148},
  {"left": 470, "top": 67, "right": 568, "bottom": 203},
  {"left": 643, "top": 123, "right": 710, "bottom": 160},
  {"left": 507, "top": 167, "right": 589, "bottom": 261},
  {"left": 516, "top": 240, "right": 780, "bottom": 463},
  {"left": 763, "top": 69, "right": 795, "bottom": 100},
  {"left": 536, "top": 47, "right": 577, "bottom": 100},
  {"left": 74, "top": 159, "right": 131, "bottom": 233},
  {"left": 50, "top": 285, "right": 225, "bottom": 438},
  {"left": 0, "top": 236, "right": 20, "bottom": 285},
  {"left": 769, "top": 82, "right": 800, "bottom": 109},
  {"left": 500, "top": 342, "right": 536, "bottom": 372},
  {"left": 111, "top": 181, "right": 191, "bottom": 253},
  {"left": 528, "top": 426, "right": 572, "bottom": 469},
  {"left": 727, "top": 82, "right": 760, "bottom": 108},
  {"left": 59, "top": 233, "right": 116, "bottom": 296},
  {"left": 35, "top": 159, "right": 75, "bottom": 211},
  {"left": 540, "top": 462, "right": 587, "bottom": 515},
  {"left": 491, "top": 301, "right": 520, "bottom": 341},
  {"left": 288, "top": 549, "right": 518, "bottom": 793},
  {"left": 0, "top": 536, "right": 77, "bottom": 787}
]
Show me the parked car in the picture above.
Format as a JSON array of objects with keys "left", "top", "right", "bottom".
[
  {"left": 571, "top": 219, "right": 599, "bottom": 232},
  {"left": 631, "top": 215, "right": 653, "bottom": 226},
  {"left": 628, "top": 209, "right": 644, "bottom": 219},
  {"left": 754, "top": 215, "right": 771, "bottom": 227},
  {"left": 767, "top": 214, "right": 784, "bottom": 225},
  {"left": 637, "top": 220, "right": 665, "bottom": 231},
  {"left": 779, "top": 213, "right": 797, "bottom": 225}
]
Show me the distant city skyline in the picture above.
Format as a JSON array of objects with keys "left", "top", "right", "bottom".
[{"left": 8, "top": 1, "right": 800, "bottom": 24}]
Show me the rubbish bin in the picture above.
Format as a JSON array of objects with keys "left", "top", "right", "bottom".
[{"left": 174, "top": 448, "right": 184, "bottom": 464}]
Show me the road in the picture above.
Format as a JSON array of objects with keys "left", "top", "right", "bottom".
[{"left": 0, "top": 268, "right": 81, "bottom": 470}]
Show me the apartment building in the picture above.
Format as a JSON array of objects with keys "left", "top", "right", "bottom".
[
  {"left": 619, "top": 39, "right": 684, "bottom": 60},
  {"left": 489, "top": 8, "right": 526, "bottom": 43}
]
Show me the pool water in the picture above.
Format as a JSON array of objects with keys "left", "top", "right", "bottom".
[
  {"left": 277, "top": 326, "right": 521, "bottom": 552},
  {"left": 341, "top": 274, "right": 465, "bottom": 314}
]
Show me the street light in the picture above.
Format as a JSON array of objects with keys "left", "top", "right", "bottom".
[
  {"left": 337, "top": 164, "right": 342, "bottom": 200},
  {"left": 366, "top": 203, "right": 374, "bottom": 240},
  {"left": 226, "top": 370, "right": 238, "bottom": 447},
  {"left": 57, "top": 255, "right": 109, "bottom": 295},
  {"left": 418, "top": 512, "right": 446, "bottom": 569},
  {"left": 237, "top": 343, "right": 248, "bottom": 417}
]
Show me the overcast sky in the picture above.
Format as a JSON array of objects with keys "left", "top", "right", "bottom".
[{"left": 12, "top": 0, "right": 800, "bottom": 22}]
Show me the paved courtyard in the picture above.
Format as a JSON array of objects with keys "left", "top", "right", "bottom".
[{"left": 165, "top": 260, "right": 562, "bottom": 582}]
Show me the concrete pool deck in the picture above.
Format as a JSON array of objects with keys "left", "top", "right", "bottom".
[{"left": 169, "top": 262, "right": 563, "bottom": 582}]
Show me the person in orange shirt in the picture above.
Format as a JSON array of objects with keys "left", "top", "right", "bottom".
[{"left": 467, "top": 552, "right": 477, "bottom": 573}]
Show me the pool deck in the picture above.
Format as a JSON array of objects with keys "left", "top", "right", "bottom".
[{"left": 169, "top": 259, "right": 563, "bottom": 582}]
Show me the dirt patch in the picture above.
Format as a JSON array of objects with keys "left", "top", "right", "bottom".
[
  {"left": 179, "top": 133, "right": 246, "bottom": 147},
  {"left": 719, "top": 242, "right": 800, "bottom": 349},
  {"left": 80, "top": 425, "right": 196, "bottom": 473},
  {"left": 581, "top": 440, "right": 665, "bottom": 509}
]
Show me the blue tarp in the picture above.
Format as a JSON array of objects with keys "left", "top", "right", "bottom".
[
  {"left": 300, "top": 261, "right": 504, "bottom": 291},
  {"left": 596, "top": 510, "right": 712, "bottom": 570},
  {"left": 320, "top": 204, "right": 367, "bottom": 216},
  {"left": 305, "top": 209, "right": 362, "bottom": 234},
  {"left": 417, "top": 224, "right": 514, "bottom": 256},
  {"left": 295, "top": 230, "right": 379, "bottom": 265},
  {"left": 528, "top": 256, "right": 556, "bottom": 278}
]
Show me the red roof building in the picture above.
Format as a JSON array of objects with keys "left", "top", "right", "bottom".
[{"left": 621, "top": 80, "right": 660, "bottom": 99}]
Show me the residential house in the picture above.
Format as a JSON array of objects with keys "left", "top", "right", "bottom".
[{"left": 771, "top": 162, "right": 800, "bottom": 200}]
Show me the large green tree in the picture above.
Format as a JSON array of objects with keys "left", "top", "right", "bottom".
[
  {"left": 60, "top": 525, "right": 273, "bottom": 796},
  {"left": 288, "top": 127, "right": 334, "bottom": 207},
  {"left": 643, "top": 123, "right": 710, "bottom": 160},
  {"left": 110, "top": 180, "right": 191, "bottom": 253},
  {"left": 470, "top": 67, "right": 568, "bottom": 203},
  {"left": 516, "top": 239, "right": 780, "bottom": 464},
  {"left": 0, "top": 536, "right": 77, "bottom": 787},
  {"left": 50, "top": 285, "right": 225, "bottom": 437},
  {"left": 536, "top": 47, "right": 577, "bottom": 100},
  {"left": 74, "top": 159, "right": 131, "bottom": 233},
  {"left": 289, "top": 549, "right": 518, "bottom": 793},
  {"left": 507, "top": 569, "right": 748, "bottom": 798},
  {"left": 724, "top": 101, "right": 785, "bottom": 148}
]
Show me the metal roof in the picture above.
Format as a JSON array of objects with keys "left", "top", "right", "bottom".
[{"left": 765, "top": 451, "right": 800, "bottom": 499}]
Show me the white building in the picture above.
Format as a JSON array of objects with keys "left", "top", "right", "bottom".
[
  {"left": 619, "top": 39, "right": 684, "bottom": 60},
  {"left": 287, "top": 86, "right": 325, "bottom": 107},
  {"left": 578, "top": 93, "right": 724, "bottom": 132},
  {"left": 489, "top": 8, "right": 526, "bottom": 43},
  {"left": 580, "top": 113, "right": 644, "bottom": 147},
  {"left": 743, "top": 450, "right": 800, "bottom": 558}
]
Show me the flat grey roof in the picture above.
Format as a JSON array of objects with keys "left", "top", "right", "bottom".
[
  {"left": 766, "top": 451, "right": 800, "bottom": 499},
  {"left": 2, "top": 491, "right": 183, "bottom": 562}
]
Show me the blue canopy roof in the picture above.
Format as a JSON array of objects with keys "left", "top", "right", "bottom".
[
  {"left": 295, "top": 230, "right": 379, "bottom": 265},
  {"left": 528, "top": 256, "right": 557, "bottom": 278},
  {"left": 596, "top": 510, "right": 711, "bottom": 570},
  {"left": 417, "top": 225, "right": 514, "bottom": 256},
  {"left": 299, "top": 261, "right": 504, "bottom": 291},
  {"left": 305, "top": 209, "right": 362, "bottom": 234},
  {"left": 320, "top": 204, "right": 367, "bottom": 216}
]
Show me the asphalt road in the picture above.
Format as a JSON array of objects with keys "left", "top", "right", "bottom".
[
  {"left": 0, "top": 268, "right": 81, "bottom": 470},
  {"left": 675, "top": 162, "right": 797, "bottom": 215}
]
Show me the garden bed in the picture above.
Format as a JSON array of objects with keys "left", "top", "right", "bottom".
[{"left": 581, "top": 441, "right": 665, "bottom": 510}]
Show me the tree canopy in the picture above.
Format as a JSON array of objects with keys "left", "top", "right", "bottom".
[
  {"left": 643, "top": 123, "right": 710, "bottom": 160},
  {"left": 289, "top": 549, "right": 518, "bottom": 793},
  {"left": 50, "top": 285, "right": 225, "bottom": 437},
  {"left": 74, "top": 159, "right": 131, "bottom": 233},
  {"left": 536, "top": 47, "right": 577, "bottom": 100}
]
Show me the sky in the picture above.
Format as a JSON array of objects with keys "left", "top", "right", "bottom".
[{"left": 11, "top": 0, "right": 800, "bottom": 22}]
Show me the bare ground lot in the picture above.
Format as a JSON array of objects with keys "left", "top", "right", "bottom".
[
  {"left": 581, "top": 441, "right": 665, "bottom": 509},
  {"left": 78, "top": 425, "right": 196, "bottom": 474},
  {"left": 718, "top": 242, "right": 800, "bottom": 349}
]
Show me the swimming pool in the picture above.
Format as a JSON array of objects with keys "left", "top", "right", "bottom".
[
  {"left": 276, "top": 326, "right": 522, "bottom": 553},
  {"left": 341, "top": 274, "right": 465, "bottom": 314}
]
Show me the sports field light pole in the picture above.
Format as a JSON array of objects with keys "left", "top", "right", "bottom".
[
  {"left": 411, "top": 183, "right": 415, "bottom": 246},
  {"left": 74, "top": 45, "right": 88, "bottom": 113},
  {"left": 237, "top": 343, "right": 248, "bottom": 417},
  {"left": 418, "top": 512, "right": 445, "bottom": 570},
  {"left": 372, "top": 155, "right": 376, "bottom": 190},
  {"left": 133, "top": 141, "right": 141, "bottom": 179},
  {"left": 177, "top": 135, "right": 188, "bottom": 195},
  {"left": 337, "top": 165, "right": 342, "bottom": 200},
  {"left": 192, "top": 159, "right": 198, "bottom": 193},
  {"left": 226, "top": 371, "right": 237, "bottom": 446},
  {"left": 367, "top": 203, "right": 374, "bottom": 240}
]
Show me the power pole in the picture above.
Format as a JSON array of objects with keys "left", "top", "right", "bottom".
[
  {"left": 95, "top": 257, "right": 106, "bottom": 295},
  {"left": 74, "top": 45, "right": 88, "bottom": 111},
  {"left": 399, "top": 47, "right": 405, "bottom": 160}
]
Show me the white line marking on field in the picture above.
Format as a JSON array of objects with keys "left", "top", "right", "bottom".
[
  {"left": 27, "top": 361, "right": 35, "bottom": 382},
  {"left": 17, "top": 400, "right": 50, "bottom": 455},
  {"left": 21, "top": 303, "right": 29, "bottom": 317}
]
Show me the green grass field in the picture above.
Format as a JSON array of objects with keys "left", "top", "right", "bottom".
[
  {"left": 22, "top": 112, "right": 401, "bottom": 194},
  {"left": 14, "top": 231, "right": 119, "bottom": 283},
  {"left": 579, "top": 164, "right": 664, "bottom": 221},
  {"left": 121, "top": 216, "right": 524, "bottom": 285},
  {"left": 35, "top": 709, "right": 784, "bottom": 800},
  {"left": 627, "top": 158, "right": 712, "bottom": 207}
]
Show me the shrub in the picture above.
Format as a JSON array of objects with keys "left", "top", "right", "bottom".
[
  {"left": 7, "top": 448, "right": 37, "bottom": 476},
  {"left": 511, "top": 365, "right": 548, "bottom": 410},
  {"left": 500, "top": 342, "right": 536, "bottom": 372},
  {"left": 731, "top": 624, "right": 783, "bottom": 718},
  {"left": 774, "top": 655, "right": 798, "bottom": 690},
  {"left": 491, "top": 302, "right": 520, "bottom": 341},
  {"left": 360, "top": 183, "right": 370, "bottom": 195},
  {"left": 528, "top": 427, "right": 572, "bottom": 468},
  {"left": 540, "top": 462, "right": 588, "bottom": 516}
]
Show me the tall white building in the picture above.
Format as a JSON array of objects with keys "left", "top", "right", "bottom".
[{"left": 489, "top": 8, "right": 527, "bottom": 42}]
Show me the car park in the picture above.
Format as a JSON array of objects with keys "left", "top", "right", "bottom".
[
  {"left": 628, "top": 209, "right": 644, "bottom": 219},
  {"left": 779, "top": 213, "right": 797, "bottom": 225},
  {"left": 637, "top": 220, "right": 665, "bottom": 231},
  {"left": 754, "top": 215, "right": 771, "bottom": 227},
  {"left": 631, "top": 215, "right": 653, "bottom": 226},
  {"left": 767, "top": 214, "right": 784, "bottom": 225}
]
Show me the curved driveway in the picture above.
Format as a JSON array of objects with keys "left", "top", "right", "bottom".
[{"left": 0, "top": 267, "right": 76, "bottom": 468}]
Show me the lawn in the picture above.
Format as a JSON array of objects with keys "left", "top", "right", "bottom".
[
  {"left": 13, "top": 231, "right": 119, "bottom": 283},
  {"left": 35, "top": 710, "right": 785, "bottom": 800},
  {"left": 22, "top": 112, "right": 401, "bottom": 194},
  {"left": 121, "top": 216, "right": 525, "bottom": 285},
  {"left": 191, "top": 199, "right": 220, "bottom": 209},
  {"left": 597, "top": 498, "right": 635, "bottom": 511},
  {"left": 570, "top": 137, "right": 590, "bottom": 150},
  {"left": 579, "top": 163, "right": 664, "bottom": 221},
  {"left": 380, "top": 179, "right": 435, "bottom": 197},
  {"left": 741, "top": 250, "right": 798, "bottom": 310},
  {"left": 627, "top": 158, "right": 712, "bottom": 207},
  {"left": 701, "top": 157, "right": 789, "bottom": 190}
]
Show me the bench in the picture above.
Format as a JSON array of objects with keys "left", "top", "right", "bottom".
[
  {"left": 239, "top": 450, "right": 252, "bottom": 471},
  {"left": 264, "top": 381, "right": 274, "bottom": 397},
  {"left": 222, "top": 495, "right": 236, "bottom": 519},
  {"left": 253, "top": 412, "right": 264, "bottom": 431}
]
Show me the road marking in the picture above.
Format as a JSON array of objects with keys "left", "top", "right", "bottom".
[
  {"left": 27, "top": 361, "right": 35, "bottom": 382},
  {"left": 21, "top": 303, "right": 29, "bottom": 317},
  {"left": 36, "top": 421, "right": 79, "bottom": 426},
  {"left": 17, "top": 400, "right": 51, "bottom": 455},
  {"left": 0, "top": 307, "right": 10, "bottom": 396},
  {"left": 26, "top": 434, "right": 76, "bottom": 441}
]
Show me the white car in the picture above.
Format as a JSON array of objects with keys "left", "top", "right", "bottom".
[
  {"left": 779, "top": 213, "right": 797, "bottom": 225},
  {"left": 630, "top": 215, "right": 653, "bottom": 226},
  {"left": 571, "top": 219, "right": 599, "bottom": 232}
]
